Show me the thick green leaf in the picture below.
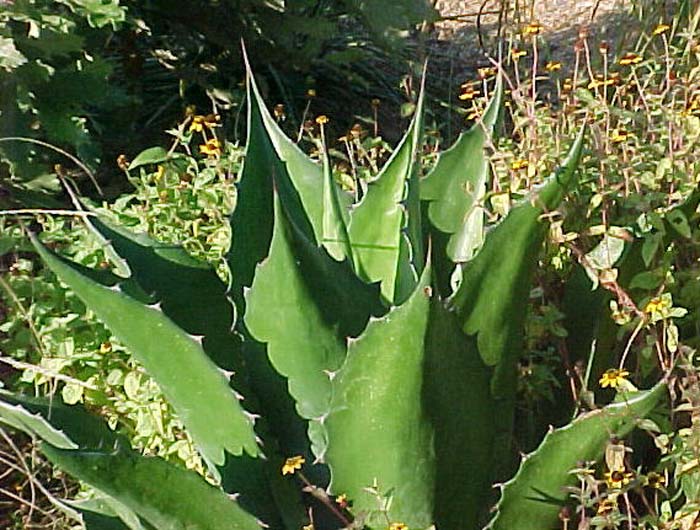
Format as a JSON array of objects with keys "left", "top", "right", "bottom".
[
  {"left": 43, "top": 445, "right": 262, "bottom": 530},
  {"left": 347, "top": 86, "right": 425, "bottom": 304},
  {"left": 487, "top": 383, "right": 666, "bottom": 530},
  {"left": 81, "top": 218, "right": 303, "bottom": 528},
  {"left": 245, "top": 194, "right": 346, "bottom": 457},
  {"left": 325, "top": 265, "right": 434, "bottom": 528},
  {"left": 31, "top": 235, "right": 259, "bottom": 471},
  {"left": 70, "top": 495, "right": 152, "bottom": 530},
  {"left": 422, "top": 301, "right": 497, "bottom": 529},
  {"left": 0, "top": 392, "right": 125, "bottom": 449},
  {"left": 0, "top": 398, "right": 76, "bottom": 449},
  {"left": 450, "top": 127, "right": 586, "bottom": 367},
  {"left": 422, "top": 77, "right": 503, "bottom": 262},
  {"left": 321, "top": 144, "right": 352, "bottom": 261},
  {"left": 90, "top": 217, "right": 239, "bottom": 369}
]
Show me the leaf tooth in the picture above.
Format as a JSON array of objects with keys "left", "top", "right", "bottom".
[
  {"left": 323, "top": 369, "right": 338, "bottom": 381},
  {"left": 243, "top": 411, "right": 261, "bottom": 424},
  {"left": 188, "top": 333, "right": 205, "bottom": 346},
  {"left": 227, "top": 492, "right": 241, "bottom": 501},
  {"left": 147, "top": 300, "right": 163, "bottom": 311},
  {"left": 256, "top": 518, "right": 270, "bottom": 528},
  {"left": 219, "top": 368, "right": 236, "bottom": 380},
  {"left": 231, "top": 389, "right": 245, "bottom": 401},
  {"left": 254, "top": 435, "right": 265, "bottom": 448},
  {"left": 107, "top": 283, "right": 121, "bottom": 293}
]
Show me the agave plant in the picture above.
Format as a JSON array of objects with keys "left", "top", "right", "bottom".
[{"left": 0, "top": 52, "right": 665, "bottom": 530}]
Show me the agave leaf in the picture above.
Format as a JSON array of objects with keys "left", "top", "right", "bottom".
[
  {"left": 347, "top": 83, "right": 425, "bottom": 304},
  {"left": 487, "top": 383, "right": 666, "bottom": 530},
  {"left": 0, "top": 392, "right": 126, "bottom": 449},
  {"left": 321, "top": 141, "right": 352, "bottom": 261},
  {"left": 422, "top": 76, "right": 503, "bottom": 263},
  {"left": 89, "top": 219, "right": 307, "bottom": 529},
  {"left": 422, "top": 301, "right": 497, "bottom": 529},
  {"left": 70, "top": 495, "right": 153, "bottom": 530},
  {"left": 245, "top": 193, "right": 346, "bottom": 458},
  {"left": 229, "top": 48, "right": 324, "bottom": 292},
  {"left": 0, "top": 398, "right": 76, "bottom": 449},
  {"left": 42, "top": 445, "right": 263, "bottom": 530},
  {"left": 30, "top": 234, "right": 259, "bottom": 471},
  {"left": 450, "top": 126, "right": 586, "bottom": 367},
  {"left": 325, "top": 265, "right": 434, "bottom": 528},
  {"left": 90, "top": 217, "right": 239, "bottom": 369}
]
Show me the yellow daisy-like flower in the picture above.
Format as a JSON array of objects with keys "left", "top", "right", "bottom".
[
  {"left": 458, "top": 85, "right": 480, "bottom": 101},
  {"left": 511, "top": 159, "right": 529, "bottom": 171},
  {"left": 189, "top": 114, "right": 220, "bottom": 133},
  {"left": 274, "top": 104, "right": 286, "bottom": 121},
  {"left": 588, "top": 75, "right": 616, "bottom": 89},
  {"left": 388, "top": 523, "right": 408, "bottom": 530},
  {"left": 597, "top": 497, "right": 618, "bottom": 515},
  {"left": 335, "top": 493, "right": 348, "bottom": 508},
  {"left": 281, "top": 455, "right": 305, "bottom": 475},
  {"left": 545, "top": 61, "right": 562, "bottom": 72},
  {"left": 315, "top": 115, "right": 329, "bottom": 125},
  {"left": 644, "top": 296, "right": 671, "bottom": 315},
  {"left": 610, "top": 129, "right": 631, "bottom": 143},
  {"left": 306, "top": 88, "right": 317, "bottom": 98},
  {"left": 199, "top": 138, "right": 222, "bottom": 157},
  {"left": 511, "top": 48, "right": 527, "bottom": 61},
  {"left": 619, "top": 52, "right": 642, "bottom": 66},
  {"left": 523, "top": 21, "right": 543, "bottom": 36},
  {"left": 599, "top": 368, "right": 630, "bottom": 389},
  {"left": 605, "top": 469, "right": 634, "bottom": 489},
  {"left": 653, "top": 23, "right": 670, "bottom": 36},
  {"left": 477, "top": 66, "right": 496, "bottom": 79},
  {"left": 646, "top": 472, "right": 666, "bottom": 489}
]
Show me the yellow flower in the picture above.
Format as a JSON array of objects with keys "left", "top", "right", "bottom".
[
  {"left": 511, "top": 48, "right": 527, "bottom": 61},
  {"left": 523, "top": 21, "right": 543, "bottom": 36},
  {"left": 653, "top": 23, "right": 670, "bottom": 36},
  {"left": 458, "top": 85, "right": 480, "bottom": 101},
  {"left": 477, "top": 66, "right": 496, "bottom": 79},
  {"left": 619, "top": 52, "right": 642, "bottom": 66},
  {"left": 99, "top": 342, "right": 112, "bottom": 354},
  {"left": 190, "top": 114, "right": 221, "bottom": 133},
  {"left": 597, "top": 497, "right": 618, "bottom": 515},
  {"left": 155, "top": 165, "right": 166, "bottom": 181},
  {"left": 545, "top": 61, "right": 562, "bottom": 72},
  {"left": 302, "top": 525, "right": 314, "bottom": 530},
  {"left": 644, "top": 296, "right": 671, "bottom": 315},
  {"left": 388, "top": 524, "right": 408, "bottom": 530},
  {"left": 610, "top": 129, "right": 630, "bottom": 143},
  {"left": 116, "top": 154, "right": 129, "bottom": 171},
  {"left": 605, "top": 469, "right": 634, "bottom": 489},
  {"left": 335, "top": 493, "right": 348, "bottom": 508},
  {"left": 511, "top": 159, "right": 529, "bottom": 171},
  {"left": 315, "top": 115, "right": 329, "bottom": 125},
  {"left": 199, "top": 138, "right": 222, "bottom": 157},
  {"left": 306, "top": 88, "right": 316, "bottom": 98},
  {"left": 588, "top": 75, "right": 615, "bottom": 89},
  {"left": 646, "top": 472, "right": 666, "bottom": 489},
  {"left": 599, "top": 368, "right": 630, "bottom": 389},
  {"left": 281, "top": 455, "right": 305, "bottom": 475}
]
